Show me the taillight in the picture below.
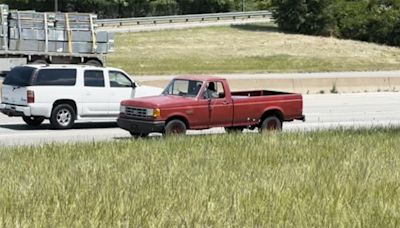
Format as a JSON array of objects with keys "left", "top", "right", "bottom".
[{"left": 27, "top": 90, "right": 35, "bottom": 103}]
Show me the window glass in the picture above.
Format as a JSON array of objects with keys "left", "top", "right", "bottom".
[
  {"left": 204, "top": 81, "right": 225, "bottom": 99},
  {"left": 34, "top": 69, "right": 76, "bottom": 86},
  {"left": 84, "top": 70, "right": 105, "bottom": 87},
  {"left": 3, "top": 66, "right": 35, "bottom": 86},
  {"left": 109, "top": 71, "right": 132, "bottom": 88},
  {"left": 162, "top": 79, "right": 202, "bottom": 97}
]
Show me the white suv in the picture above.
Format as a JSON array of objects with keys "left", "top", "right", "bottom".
[{"left": 0, "top": 64, "right": 162, "bottom": 129}]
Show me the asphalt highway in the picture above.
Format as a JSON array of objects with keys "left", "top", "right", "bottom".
[{"left": 1, "top": 92, "right": 399, "bottom": 147}]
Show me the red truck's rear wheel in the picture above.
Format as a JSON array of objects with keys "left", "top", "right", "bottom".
[
  {"left": 164, "top": 119, "right": 187, "bottom": 135},
  {"left": 260, "top": 116, "right": 282, "bottom": 132}
]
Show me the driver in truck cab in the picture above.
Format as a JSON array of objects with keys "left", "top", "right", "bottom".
[{"left": 205, "top": 82, "right": 219, "bottom": 99}]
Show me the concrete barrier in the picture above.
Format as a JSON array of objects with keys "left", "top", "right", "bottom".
[{"left": 139, "top": 75, "right": 400, "bottom": 93}]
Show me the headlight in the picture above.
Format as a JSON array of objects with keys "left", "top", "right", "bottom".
[
  {"left": 120, "top": 105, "right": 126, "bottom": 113},
  {"left": 146, "top": 108, "right": 154, "bottom": 116},
  {"left": 146, "top": 108, "right": 161, "bottom": 118}
]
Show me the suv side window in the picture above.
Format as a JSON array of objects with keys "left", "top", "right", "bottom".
[
  {"left": 109, "top": 71, "right": 132, "bottom": 88},
  {"left": 84, "top": 70, "right": 105, "bottom": 87},
  {"left": 34, "top": 69, "right": 76, "bottom": 86}
]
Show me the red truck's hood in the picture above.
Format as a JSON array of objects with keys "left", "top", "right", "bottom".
[{"left": 121, "top": 95, "right": 196, "bottom": 108}]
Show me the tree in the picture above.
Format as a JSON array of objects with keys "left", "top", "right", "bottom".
[{"left": 272, "top": 0, "right": 335, "bottom": 36}]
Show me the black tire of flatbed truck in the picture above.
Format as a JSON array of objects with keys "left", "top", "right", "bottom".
[
  {"left": 30, "top": 59, "right": 48, "bottom": 64},
  {"left": 85, "top": 59, "right": 103, "bottom": 67}
]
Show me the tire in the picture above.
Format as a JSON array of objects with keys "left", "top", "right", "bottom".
[
  {"left": 259, "top": 116, "right": 282, "bottom": 132},
  {"left": 225, "top": 126, "right": 244, "bottom": 133},
  {"left": 164, "top": 119, "right": 187, "bottom": 135},
  {"left": 130, "top": 132, "right": 149, "bottom": 138},
  {"left": 85, "top": 59, "right": 103, "bottom": 67},
  {"left": 50, "top": 104, "right": 75, "bottom": 129},
  {"left": 22, "top": 116, "right": 45, "bottom": 127},
  {"left": 30, "top": 59, "right": 48, "bottom": 64}
]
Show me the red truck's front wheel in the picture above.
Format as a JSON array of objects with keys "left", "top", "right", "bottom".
[{"left": 164, "top": 119, "right": 187, "bottom": 135}]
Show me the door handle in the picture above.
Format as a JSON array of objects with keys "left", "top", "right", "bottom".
[{"left": 223, "top": 101, "right": 230, "bottom": 105}]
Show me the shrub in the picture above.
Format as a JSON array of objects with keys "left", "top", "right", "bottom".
[{"left": 273, "top": 0, "right": 400, "bottom": 47}]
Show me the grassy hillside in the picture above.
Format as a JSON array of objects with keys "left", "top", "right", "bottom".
[
  {"left": 1, "top": 129, "right": 400, "bottom": 226},
  {"left": 108, "top": 24, "right": 400, "bottom": 75}
]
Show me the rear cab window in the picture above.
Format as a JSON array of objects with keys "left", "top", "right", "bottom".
[
  {"left": 34, "top": 69, "right": 77, "bottom": 86},
  {"left": 3, "top": 66, "right": 36, "bottom": 87}
]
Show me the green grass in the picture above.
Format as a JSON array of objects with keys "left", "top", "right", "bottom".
[
  {"left": 1, "top": 129, "right": 400, "bottom": 226},
  {"left": 107, "top": 24, "right": 400, "bottom": 75}
]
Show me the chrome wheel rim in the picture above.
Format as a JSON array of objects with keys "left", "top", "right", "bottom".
[{"left": 56, "top": 108, "right": 71, "bottom": 127}]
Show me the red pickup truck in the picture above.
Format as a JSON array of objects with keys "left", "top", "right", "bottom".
[{"left": 117, "top": 76, "right": 305, "bottom": 137}]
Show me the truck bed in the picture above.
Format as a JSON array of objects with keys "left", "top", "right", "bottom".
[
  {"left": 231, "top": 90, "right": 292, "bottom": 98},
  {"left": 230, "top": 90, "right": 303, "bottom": 124}
]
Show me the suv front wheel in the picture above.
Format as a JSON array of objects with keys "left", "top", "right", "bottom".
[{"left": 50, "top": 104, "right": 75, "bottom": 129}]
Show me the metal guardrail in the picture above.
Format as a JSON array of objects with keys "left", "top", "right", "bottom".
[{"left": 98, "top": 10, "right": 272, "bottom": 27}]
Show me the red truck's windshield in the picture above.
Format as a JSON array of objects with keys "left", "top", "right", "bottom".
[{"left": 162, "top": 79, "right": 203, "bottom": 97}]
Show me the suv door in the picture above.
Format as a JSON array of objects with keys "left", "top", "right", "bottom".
[
  {"left": 80, "top": 69, "right": 109, "bottom": 117},
  {"left": 107, "top": 70, "right": 134, "bottom": 116}
]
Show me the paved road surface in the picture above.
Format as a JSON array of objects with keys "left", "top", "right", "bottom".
[{"left": 0, "top": 92, "right": 399, "bottom": 147}]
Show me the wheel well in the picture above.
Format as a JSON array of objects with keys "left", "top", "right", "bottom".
[
  {"left": 53, "top": 100, "right": 77, "bottom": 119},
  {"left": 166, "top": 116, "right": 189, "bottom": 129},
  {"left": 261, "top": 109, "right": 283, "bottom": 123}
]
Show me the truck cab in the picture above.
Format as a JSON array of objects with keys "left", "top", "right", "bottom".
[{"left": 117, "top": 76, "right": 305, "bottom": 137}]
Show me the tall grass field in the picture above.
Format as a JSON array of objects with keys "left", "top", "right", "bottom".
[
  {"left": 0, "top": 129, "right": 399, "bottom": 227},
  {"left": 108, "top": 24, "right": 400, "bottom": 75}
]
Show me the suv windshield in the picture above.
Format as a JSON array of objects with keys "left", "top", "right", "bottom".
[
  {"left": 3, "top": 66, "right": 36, "bottom": 87},
  {"left": 162, "top": 79, "right": 203, "bottom": 97}
]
